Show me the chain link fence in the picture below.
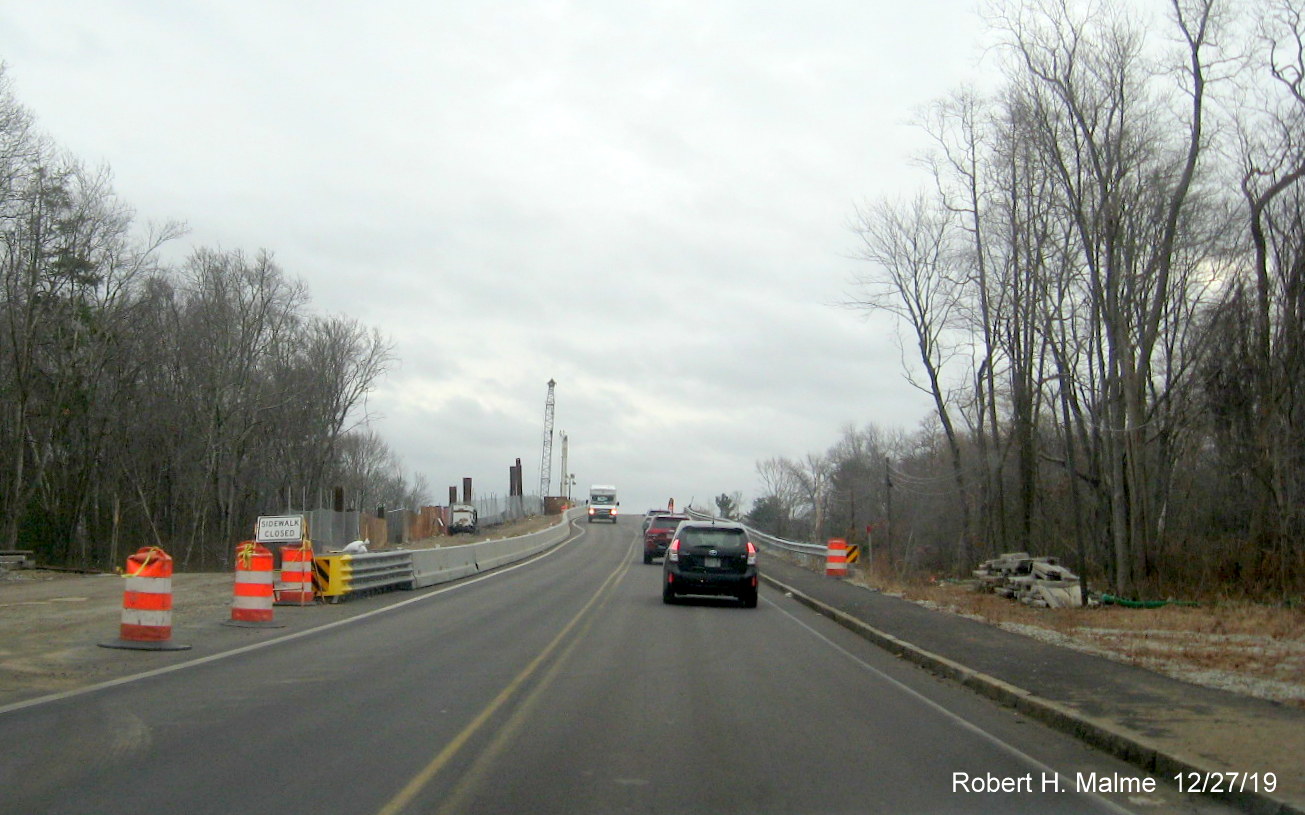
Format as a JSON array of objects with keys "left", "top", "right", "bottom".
[{"left": 283, "top": 494, "right": 546, "bottom": 551}]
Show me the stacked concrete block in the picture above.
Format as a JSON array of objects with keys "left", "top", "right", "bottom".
[{"left": 974, "top": 552, "right": 1083, "bottom": 608}]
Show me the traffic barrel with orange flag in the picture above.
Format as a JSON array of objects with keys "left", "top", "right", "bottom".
[
  {"left": 98, "top": 546, "right": 192, "bottom": 651},
  {"left": 224, "top": 541, "right": 284, "bottom": 628}
]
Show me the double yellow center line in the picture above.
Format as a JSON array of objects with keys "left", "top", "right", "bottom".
[{"left": 376, "top": 533, "right": 635, "bottom": 815}]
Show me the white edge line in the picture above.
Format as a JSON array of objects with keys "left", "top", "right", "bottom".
[{"left": 766, "top": 595, "right": 1138, "bottom": 815}]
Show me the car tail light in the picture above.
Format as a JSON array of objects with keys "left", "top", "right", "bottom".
[
  {"left": 668, "top": 539, "right": 681, "bottom": 563},
  {"left": 746, "top": 541, "right": 757, "bottom": 565}
]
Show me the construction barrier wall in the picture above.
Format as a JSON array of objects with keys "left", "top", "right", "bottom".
[
  {"left": 465, "top": 519, "right": 572, "bottom": 573},
  {"left": 314, "top": 509, "right": 578, "bottom": 599},
  {"left": 408, "top": 547, "right": 479, "bottom": 588}
]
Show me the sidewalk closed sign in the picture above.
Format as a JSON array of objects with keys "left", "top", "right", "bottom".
[{"left": 256, "top": 515, "right": 304, "bottom": 543}]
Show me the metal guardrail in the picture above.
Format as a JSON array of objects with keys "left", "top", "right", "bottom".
[
  {"left": 313, "top": 509, "right": 580, "bottom": 600},
  {"left": 347, "top": 551, "right": 416, "bottom": 593},
  {"left": 683, "top": 507, "right": 825, "bottom": 557}
]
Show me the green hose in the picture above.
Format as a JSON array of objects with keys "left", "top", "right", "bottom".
[{"left": 1100, "top": 593, "right": 1198, "bottom": 608}]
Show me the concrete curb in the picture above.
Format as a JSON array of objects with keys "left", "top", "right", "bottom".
[{"left": 762, "top": 572, "right": 1303, "bottom": 815}]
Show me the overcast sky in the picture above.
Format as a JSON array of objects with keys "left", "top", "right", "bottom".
[{"left": 0, "top": 1, "right": 1007, "bottom": 514}]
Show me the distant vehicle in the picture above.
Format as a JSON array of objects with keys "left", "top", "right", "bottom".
[
  {"left": 643, "top": 513, "right": 689, "bottom": 563},
  {"left": 448, "top": 503, "right": 478, "bottom": 534},
  {"left": 642, "top": 501, "right": 678, "bottom": 533},
  {"left": 641, "top": 510, "right": 665, "bottom": 534},
  {"left": 587, "top": 484, "right": 618, "bottom": 523},
  {"left": 662, "top": 519, "right": 758, "bottom": 607}
]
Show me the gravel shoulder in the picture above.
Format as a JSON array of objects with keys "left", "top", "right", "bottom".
[{"left": 0, "top": 514, "right": 564, "bottom": 708}]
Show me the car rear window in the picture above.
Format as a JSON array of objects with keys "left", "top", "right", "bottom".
[
  {"left": 679, "top": 527, "right": 747, "bottom": 552},
  {"left": 650, "top": 515, "right": 687, "bottom": 529}
]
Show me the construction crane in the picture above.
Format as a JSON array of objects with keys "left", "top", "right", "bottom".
[{"left": 539, "top": 379, "right": 556, "bottom": 500}]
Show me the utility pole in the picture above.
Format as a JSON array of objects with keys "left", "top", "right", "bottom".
[
  {"left": 884, "top": 456, "right": 893, "bottom": 558},
  {"left": 539, "top": 379, "right": 556, "bottom": 500}
]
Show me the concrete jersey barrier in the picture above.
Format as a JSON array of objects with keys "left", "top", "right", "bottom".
[{"left": 408, "top": 510, "right": 576, "bottom": 589}]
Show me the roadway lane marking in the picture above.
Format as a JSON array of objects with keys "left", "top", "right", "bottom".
[
  {"left": 427, "top": 538, "right": 637, "bottom": 815},
  {"left": 0, "top": 515, "right": 591, "bottom": 718},
  {"left": 767, "top": 596, "right": 1137, "bottom": 815},
  {"left": 376, "top": 534, "right": 637, "bottom": 815}
]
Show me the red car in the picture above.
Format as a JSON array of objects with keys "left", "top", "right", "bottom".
[{"left": 643, "top": 514, "right": 689, "bottom": 564}]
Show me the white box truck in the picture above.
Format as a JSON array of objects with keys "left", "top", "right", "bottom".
[{"left": 587, "top": 485, "right": 618, "bottom": 523}]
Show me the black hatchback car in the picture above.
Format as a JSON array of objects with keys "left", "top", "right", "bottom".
[{"left": 662, "top": 520, "right": 758, "bottom": 608}]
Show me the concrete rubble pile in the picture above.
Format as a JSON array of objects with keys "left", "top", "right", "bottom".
[
  {"left": 1, "top": 550, "right": 36, "bottom": 575},
  {"left": 973, "top": 552, "right": 1084, "bottom": 609}
]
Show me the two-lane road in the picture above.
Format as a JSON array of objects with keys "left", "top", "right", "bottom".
[{"left": 0, "top": 517, "right": 1233, "bottom": 814}]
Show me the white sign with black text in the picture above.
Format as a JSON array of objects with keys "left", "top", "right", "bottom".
[{"left": 256, "top": 515, "right": 304, "bottom": 543}]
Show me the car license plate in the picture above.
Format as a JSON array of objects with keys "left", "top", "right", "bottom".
[{"left": 705, "top": 557, "right": 721, "bottom": 568}]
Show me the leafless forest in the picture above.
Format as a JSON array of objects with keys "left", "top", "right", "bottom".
[
  {"left": 0, "top": 68, "right": 427, "bottom": 570},
  {"left": 4, "top": 0, "right": 1304, "bottom": 600},
  {"left": 747, "top": 0, "right": 1305, "bottom": 601}
]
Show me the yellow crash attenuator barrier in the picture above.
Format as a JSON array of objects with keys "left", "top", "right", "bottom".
[
  {"left": 313, "top": 551, "right": 414, "bottom": 602},
  {"left": 313, "top": 554, "right": 353, "bottom": 602}
]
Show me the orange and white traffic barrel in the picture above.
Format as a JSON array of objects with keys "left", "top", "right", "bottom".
[
  {"left": 825, "top": 538, "right": 848, "bottom": 578},
  {"left": 224, "top": 541, "right": 284, "bottom": 628},
  {"left": 275, "top": 540, "right": 315, "bottom": 605},
  {"left": 98, "top": 546, "right": 192, "bottom": 651}
]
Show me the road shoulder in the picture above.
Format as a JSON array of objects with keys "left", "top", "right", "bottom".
[{"left": 760, "top": 555, "right": 1305, "bottom": 815}]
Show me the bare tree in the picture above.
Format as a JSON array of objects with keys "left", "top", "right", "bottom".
[
  {"left": 0, "top": 70, "right": 413, "bottom": 570},
  {"left": 277, "top": 315, "right": 395, "bottom": 497},
  {"left": 1228, "top": 0, "right": 1305, "bottom": 591},
  {"left": 752, "top": 457, "right": 802, "bottom": 538},
  {"left": 849, "top": 194, "right": 974, "bottom": 566},
  {"left": 990, "top": 0, "right": 1223, "bottom": 593}
]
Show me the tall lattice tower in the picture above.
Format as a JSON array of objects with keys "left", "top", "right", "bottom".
[{"left": 539, "top": 379, "right": 556, "bottom": 500}]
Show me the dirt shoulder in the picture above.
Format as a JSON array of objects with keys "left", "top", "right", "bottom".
[
  {"left": 0, "top": 569, "right": 236, "bottom": 706},
  {"left": 0, "top": 513, "right": 570, "bottom": 709}
]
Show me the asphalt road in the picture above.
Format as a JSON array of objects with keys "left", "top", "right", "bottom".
[{"left": 0, "top": 517, "right": 1237, "bottom": 815}]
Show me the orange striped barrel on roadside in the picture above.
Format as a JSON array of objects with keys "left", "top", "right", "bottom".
[
  {"left": 98, "top": 546, "right": 192, "bottom": 651},
  {"left": 275, "top": 540, "right": 315, "bottom": 605},
  {"left": 224, "top": 542, "right": 283, "bottom": 628},
  {"left": 825, "top": 538, "right": 848, "bottom": 578}
]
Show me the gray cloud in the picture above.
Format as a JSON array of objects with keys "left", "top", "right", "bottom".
[{"left": 1, "top": 0, "right": 976, "bottom": 511}]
